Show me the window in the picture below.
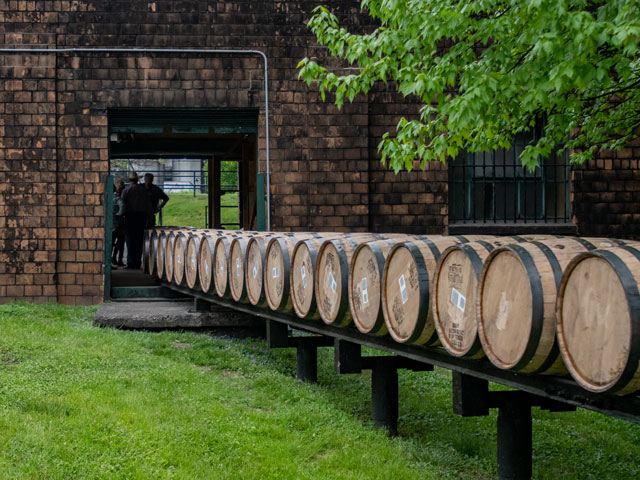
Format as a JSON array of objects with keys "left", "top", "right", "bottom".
[{"left": 449, "top": 127, "right": 570, "bottom": 224}]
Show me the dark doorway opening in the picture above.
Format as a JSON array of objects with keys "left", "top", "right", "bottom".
[{"left": 105, "top": 108, "right": 260, "bottom": 297}]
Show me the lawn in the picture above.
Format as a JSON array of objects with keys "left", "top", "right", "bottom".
[
  {"left": 0, "top": 302, "right": 638, "bottom": 479},
  {"left": 161, "top": 192, "right": 239, "bottom": 230}
]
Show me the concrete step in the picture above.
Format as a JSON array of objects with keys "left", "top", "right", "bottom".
[{"left": 94, "top": 299, "right": 264, "bottom": 332}]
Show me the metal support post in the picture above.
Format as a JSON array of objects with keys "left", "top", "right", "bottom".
[
  {"left": 497, "top": 403, "right": 532, "bottom": 480},
  {"left": 452, "top": 372, "right": 575, "bottom": 480},
  {"left": 267, "top": 320, "right": 332, "bottom": 383},
  {"left": 296, "top": 338, "right": 319, "bottom": 383},
  {"left": 370, "top": 362, "right": 399, "bottom": 435},
  {"left": 193, "top": 297, "right": 210, "bottom": 312},
  {"left": 334, "top": 339, "right": 431, "bottom": 435}
]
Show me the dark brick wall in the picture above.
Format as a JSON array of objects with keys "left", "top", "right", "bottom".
[{"left": 572, "top": 136, "right": 640, "bottom": 239}]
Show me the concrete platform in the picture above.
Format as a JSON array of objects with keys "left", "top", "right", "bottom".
[{"left": 94, "top": 298, "right": 265, "bottom": 333}]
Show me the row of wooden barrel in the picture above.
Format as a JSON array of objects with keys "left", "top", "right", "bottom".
[{"left": 142, "top": 228, "right": 640, "bottom": 396}]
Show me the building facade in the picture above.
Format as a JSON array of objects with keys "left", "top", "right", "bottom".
[{"left": 0, "top": 1, "right": 638, "bottom": 305}]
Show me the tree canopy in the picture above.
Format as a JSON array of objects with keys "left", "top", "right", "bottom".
[{"left": 298, "top": 0, "right": 640, "bottom": 171}]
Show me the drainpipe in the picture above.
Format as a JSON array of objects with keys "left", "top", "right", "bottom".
[{"left": 0, "top": 46, "right": 271, "bottom": 230}]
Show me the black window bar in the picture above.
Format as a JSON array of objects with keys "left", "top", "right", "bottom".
[{"left": 449, "top": 128, "right": 570, "bottom": 224}]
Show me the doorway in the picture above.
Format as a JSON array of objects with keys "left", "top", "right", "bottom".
[{"left": 105, "top": 108, "right": 260, "bottom": 298}]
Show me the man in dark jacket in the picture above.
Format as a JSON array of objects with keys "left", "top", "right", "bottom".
[
  {"left": 144, "top": 173, "right": 169, "bottom": 228},
  {"left": 121, "top": 171, "right": 151, "bottom": 269}
]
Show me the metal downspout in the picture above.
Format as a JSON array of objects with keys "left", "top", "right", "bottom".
[{"left": 0, "top": 46, "right": 271, "bottom": 230}]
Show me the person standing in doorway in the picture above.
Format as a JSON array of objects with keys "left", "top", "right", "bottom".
[
  {"left": 144, "top": 173, "right": 169, "bottom": 228},
  {"left": 111, "top": 179, "right": 126, "bottom": 267},
  {"left": 121, "top": 171, "right": 151, "bottom": 269}
]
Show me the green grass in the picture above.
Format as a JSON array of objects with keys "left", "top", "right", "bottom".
[
  {"left": 162, "top": 192, "right": 239, "bottom": 229},
  {"left": 0, "top": 302, "right": 639, "bottom": 479}
]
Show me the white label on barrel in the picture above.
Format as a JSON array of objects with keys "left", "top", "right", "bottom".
[
  {"left": 252, "top": 264, "right": 258, "bottom": 279},
  {"left": 328, "top": 272, "right": 337, "bottom": 294},
  {"left": 236, "top": 258, "right": 241, "bottom": 275},
  {"left": 191, "top": 255, "right": 196, "bottom": 269},
  {"left": 598, "top": 241, "right": 613, "bottom": 248},
  {"left": 451, "top": 287, "right": 466, "bottom": 312},
  {"left": 399, "top": 275, "right": 408, "bottom": 304},
  {"left": 362, "top": 277, "right": 368, "bottom": 305},
  {"left": 301, "top": 266, "right": 307, "bottom": 288},
  {"left": 204, "top": 259, "right": 209, "bottom": 275},
  {"left": 177, "top": 253, "right": 182, "bottom": 264},
  {"left": 219, "top": 261, "right": 223, "bottom": 273},
  {"left": 272, "top": 267, "right": 279, "bottom": 279}
]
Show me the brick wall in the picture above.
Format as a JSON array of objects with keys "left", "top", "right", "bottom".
[
  {"left": 0, "top": 49, "right": 58, "bottom": 303},
  {"left": 572, "top": 136, "right": 640, "bottom": 239}
]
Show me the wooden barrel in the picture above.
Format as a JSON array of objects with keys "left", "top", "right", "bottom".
[
  {"left": 164, "top": 228, "right": 196, "bottom": 284},
  {"left": 432, "top": 236, "right": 544, "bottom": 358},
  {"left": 213, "top": 235, "right": 234, "bottom": 298},
  {"left": 477, "top": 237, "right": 626, "bottom": 374},
  {"left": 245, "top": 236, "right": 269, "bottom": 307},
  {"left": 164, "top": 230, "right": 178, "bottom": 283},
  {"left": 382, "top": 235, "right": 494, "bottom": 345},
  {"left": 156, "top": 230, "right": 168, "bottom": 281},
  {"left": 229, "top": 236, "right": 262, "bottom": 303},
  {"left": 172, "top": 231, "right": 191, "bottom": 287},
  {"left": 264, "top": 232, "right": 335, "bottom": 312},
  {"left": 142, "top": 229, "right": 152, "bottom": 274},
  {"left": 557, "top": 245, "right": 640, "bottom": 394},
  {"left": 211, "top": 230, "right": 265, "bottom": 297},
  {"left": 184, "top": 231, "right": 205, "bottom": 290},
  {"left": 348, "top": 236, "right": 420, "bottom": 335},
  {"left": 290, "top": 233, "right": 357, "bottom": 320},
  {"left": 198, "top": 232, "right": 221, "bottom": 295},
  {"left": 148, "top": 229, "right": 161, "bottom": 278},
  {"left": 315, "top": 233, "right": 416, "bottom": 326}
]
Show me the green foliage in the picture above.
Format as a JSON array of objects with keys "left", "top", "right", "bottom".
[{"left": 298, "top": 0, "right": 640, "bottom": 171}]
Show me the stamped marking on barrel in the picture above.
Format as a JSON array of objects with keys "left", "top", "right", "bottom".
[
  {"left": 399, "top": 274, "right": 408, "bottom": 304},
  {"left": 448, "top": 263, "right": 463, "bottom": 285},
  {"left": 353, "top": 283, "right": 362, "bottom": 312},
  {"left": 496, "top": 291, "right": 510, "bottom": 331},
  {"left": 408, "top": 263, "right": 418, "bottom": 289},
  {"left": 449, "top": 323, "right": 465, "bottom": 349},
  {"left": 366, "top": 257, "right": 377, "bottom": 280},
  {"left": 361, "top": 277, "right": 368, "bottom": 305},
  {"left": 392, "top": 296, "right": 404, "bottom": 326}
]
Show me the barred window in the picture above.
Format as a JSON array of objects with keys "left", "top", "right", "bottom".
[{"left": 449, "top": 128, "right": 570, "bottom": 224}]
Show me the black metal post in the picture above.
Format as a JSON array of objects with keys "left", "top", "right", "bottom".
[
  {"left": 193, "top": 297, "right": 210, "bottom": 312},
  {"left": 296, "top": 339, "right": 319, "bottom": 383},
  {"left": 370, "top": 362, "right": 399, "bottom": 436},
  {"left": 266, "top": 319, "right": 289, "bottom": 348},
  {"left": 497, "top": 403, "right": 532, "bottom": 480},
  {"left": 452, "top": 372, "right": 489, "bottom": 417}
]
